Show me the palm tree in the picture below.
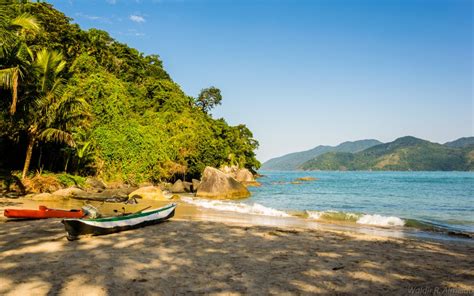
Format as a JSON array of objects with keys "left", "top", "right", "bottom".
[
  {"left": 21, "top": 48, "right": 89, "bottom": 179},
  {"left": 0, "top": 11, "right": 40, "bottom": 114}
]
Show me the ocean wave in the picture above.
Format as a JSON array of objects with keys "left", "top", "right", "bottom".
[
  {"left": 181, "top": 197, "right": 290, "bottom": 217},
  {"left": 306, "top": 210, "right": 405, "bottom": 227},
  {"left": 356, "top": 214, "right": 405, "bottom": 227},
  {"left": 306, "top": 210, "right": 360, "bottom": 222}
]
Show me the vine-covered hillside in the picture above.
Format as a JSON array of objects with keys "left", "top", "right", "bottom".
[{"left": 0, "top": 2, "right": 260, "bottom": 183}]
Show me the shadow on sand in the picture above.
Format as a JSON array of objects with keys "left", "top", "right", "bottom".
[{"left": 0, "top": 216, "right": 473, "bottom": 295}]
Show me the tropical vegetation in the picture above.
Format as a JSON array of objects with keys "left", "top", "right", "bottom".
[{"left": 0, "top": 1, "right": 260, "bottom": 184}]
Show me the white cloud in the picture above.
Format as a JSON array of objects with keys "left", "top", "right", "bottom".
[{"left": 129, "top": 14, "right": 146, "bottom": 23}]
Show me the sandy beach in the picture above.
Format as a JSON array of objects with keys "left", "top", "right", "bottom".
[{"left": 0, "top": 198, "right": 473, "bottom": 295}]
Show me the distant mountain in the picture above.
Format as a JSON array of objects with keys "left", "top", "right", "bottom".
[
  {"left": 444, "top": 137, "right": 474, "bottom": 148},
  {"left": 300, "top": 136, "right": 474, "bottom": 171},
  {"left": 261, "top": 139, "right": 382, "bottom": 170}
]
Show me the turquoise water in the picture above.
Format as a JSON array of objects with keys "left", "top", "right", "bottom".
[{"left": 248, "top": 171, "right": 474, "bottom": 234}]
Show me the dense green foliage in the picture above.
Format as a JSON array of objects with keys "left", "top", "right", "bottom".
[
  {"left": 300, "top": 136, "right": 474, "bottom": 171},
  {"left": 261, "top": 140, "right": 381, "bottom": 170},
  {"left": 0, "top": 2, "right": 259, "bottom": 183}
]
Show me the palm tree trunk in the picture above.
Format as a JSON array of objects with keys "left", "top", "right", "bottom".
[
  {"left": 9, "top": 67, "right": 19, "bottom": 115},
  {"left": 64, "top": 155, "right": 70, "bottom": 173},
  {"left": 22, "top": 135, "right": 35, "bottom": 180}
]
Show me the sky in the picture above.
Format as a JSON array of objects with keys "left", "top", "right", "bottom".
[{"left": 48, "top": 0, "right": 473, "bottom": 162}]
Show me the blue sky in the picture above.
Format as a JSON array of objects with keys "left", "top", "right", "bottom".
[{"left": 49, "top": 0, "right": 473, "bottom": 161}]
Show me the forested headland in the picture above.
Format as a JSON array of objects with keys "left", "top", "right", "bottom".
[{"left": 0, "top": 1, "right": 260, "bottom": 185}]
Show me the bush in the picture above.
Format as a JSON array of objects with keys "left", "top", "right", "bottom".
[{"left": 23, "top": 174, "right": 62, "bottom": 193}]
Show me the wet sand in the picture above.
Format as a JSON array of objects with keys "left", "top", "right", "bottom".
[{"left": 0, "top": 197, "right": 473, "bottom": 295}]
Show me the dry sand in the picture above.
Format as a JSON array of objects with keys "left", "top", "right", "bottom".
[{"left": 0, "top": 198, "right": 473, "bottom": 295}]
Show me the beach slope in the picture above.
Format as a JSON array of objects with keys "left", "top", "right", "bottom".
[{"left": 0, "top": 204, "right": 473, "bottom": 295}]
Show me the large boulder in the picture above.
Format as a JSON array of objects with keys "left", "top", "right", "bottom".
[
  {"left": 52, "top": 187, "right": 86, "bottom": 198},
  {"left": 234, "top": 168, "right": 254, "bottom": 182},
  {"left": 220, "top": 166, "right": 259, "bottom": 187},
  {"left": 220, "top": 165, "right": 237, "bottom": 175},
  {"left": 170, "top": 180, "right": 186, "bottom": 193},
  {"left": 128, "top": 186, "right": 167, "bottom": 201},
  {"left": 158, "top": 182, "right": 172, "bottom": 191},
  {"left": 196, "top": 167, "right": 250, "bottom": 199}
]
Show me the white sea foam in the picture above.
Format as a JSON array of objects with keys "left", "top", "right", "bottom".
[
  {"left": 306, "top": 210, "right": 360, "bottom": 221},
  {"left": 307, "top": 210, "right": 405, "bottom": 227},
  {"left": 356, "top": 214, "right": 405, "bottom": 227},
  {"left": 306, "top": 211, "right": 323, "bottom": 219},
  {"left": 181, "top": 197, "right": 290, "bottom": 217}
]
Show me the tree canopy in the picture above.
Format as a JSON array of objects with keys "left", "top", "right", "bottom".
[{"left": 0, "top": 2, "right": 260, "bottom": 183}]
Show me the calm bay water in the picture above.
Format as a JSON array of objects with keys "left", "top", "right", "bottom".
[{"left": 246, "top": 171, "right": 474, "bottom": 233}]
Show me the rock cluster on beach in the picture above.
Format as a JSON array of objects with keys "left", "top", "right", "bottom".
[
  {"left": 128, "top": 186, "right": 167, "bottom": 201},
  {"left": 196, "top": 167, "right": 251, "bottom": 199},
  {"left": 4, "top": 164, "right": 259, "bottom": 202},
  {"left": 220, "top": 165, "right": 261, "bottom": 187}
]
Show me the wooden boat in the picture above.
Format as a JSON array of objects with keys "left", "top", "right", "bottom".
[
  {"left": 4, "top": 205, "right": 85, "bottom": 219},
  {"left": 62, "top": 203, "right": 177, "bottom": 240}
]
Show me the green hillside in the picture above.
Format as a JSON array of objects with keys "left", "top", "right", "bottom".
[
  {"left": 0, "top": 2, "right": 259, "bottom": 183},
  {"left": 261, "top": 139, "right": 381, "bottom": 170},
  {"left": 300, "top": 136, "right": 474, "bottom": 171},
  {"left": 444, "top": 137, "right": 474, "bottom": 148}
]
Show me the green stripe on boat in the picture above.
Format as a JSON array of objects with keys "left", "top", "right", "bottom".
[{"left": 87, "top": 204, "right": 176, "bottom": 222}]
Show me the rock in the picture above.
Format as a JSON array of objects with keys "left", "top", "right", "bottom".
[
  {"left": 98, "top": 188, "right": 130, "bottom": 198},
  {"left": 220, "top": 165, "right": 236, "bottom": 175},
  {"left": 139, "top": 182, "right": 154, "bottom": 188},
  {"left": 52, "top": 187, "right": 86, "bottom": 198},
  {"left": 219, "top": 166, "right": 257, "bottom": 187},
  {"left": 192, "top": 179, "right": 201, "bottom": 192},
  {"left": 170, "top": 180, "right": 186, "bottom": 193},
  {"left": 234, "top": 168, "right": 254, "bottom": 182},
  {"left": 158, "top": 182, "right": 172, "bottom": 191},
  {"left": 242, "top": 181, "right": 262, "bottom": 187},
  {"left": 85, "top": 177, "right": 107, "bottom": 191},
  {"left": 169, "top": 194, "right": 181, "bottom": 200},
  {"left": 128, "top": 186, "right": 167, "bottom": 201},
  {"left": 296, "top": 177, "right": 318, "bottom": 181},
  {"left": 28, "top": 193, "right": 65, "bottom": 201},
  {"left": 196, "top": 167, "right": 250, "bottom": 199}
]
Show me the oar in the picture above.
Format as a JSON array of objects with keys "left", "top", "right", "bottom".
[
  {"left": 114, "top": 205, "right": 152, "bottom": 216},
  {"left": 132, "top": 206, "right": 151, "bottom": 214}
]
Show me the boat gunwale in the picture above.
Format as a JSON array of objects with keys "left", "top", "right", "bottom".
[{"left": 66, "top": 203, "right": 176, "bottom": 223}]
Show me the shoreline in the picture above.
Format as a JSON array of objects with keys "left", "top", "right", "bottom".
[{"left": 1, "top": 196, "right": 472, "bottom": 244}]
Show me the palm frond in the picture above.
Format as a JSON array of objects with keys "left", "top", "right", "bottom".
[
  {"left": 0, "top": 66, "right": 19, "bottom": 114},
  {"left": 10, "top": 13, "right": 40, "bottom": 35},
  {"left": 0, "top": 67, "right": 16, "bottom": 89},
  {"left": 38, "top": 128, "right": 75, "bottom": 147},
  {"left": 34, "top": 49, "right": 65, "bottom": 92}
]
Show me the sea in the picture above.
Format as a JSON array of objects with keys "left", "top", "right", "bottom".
[{"left": 183, "top": 171, "right": 474, "bottom": 239}]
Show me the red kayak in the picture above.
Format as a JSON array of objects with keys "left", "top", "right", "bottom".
[{"left": 4, "top": 206, "right": 85, "bottom": 219}]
